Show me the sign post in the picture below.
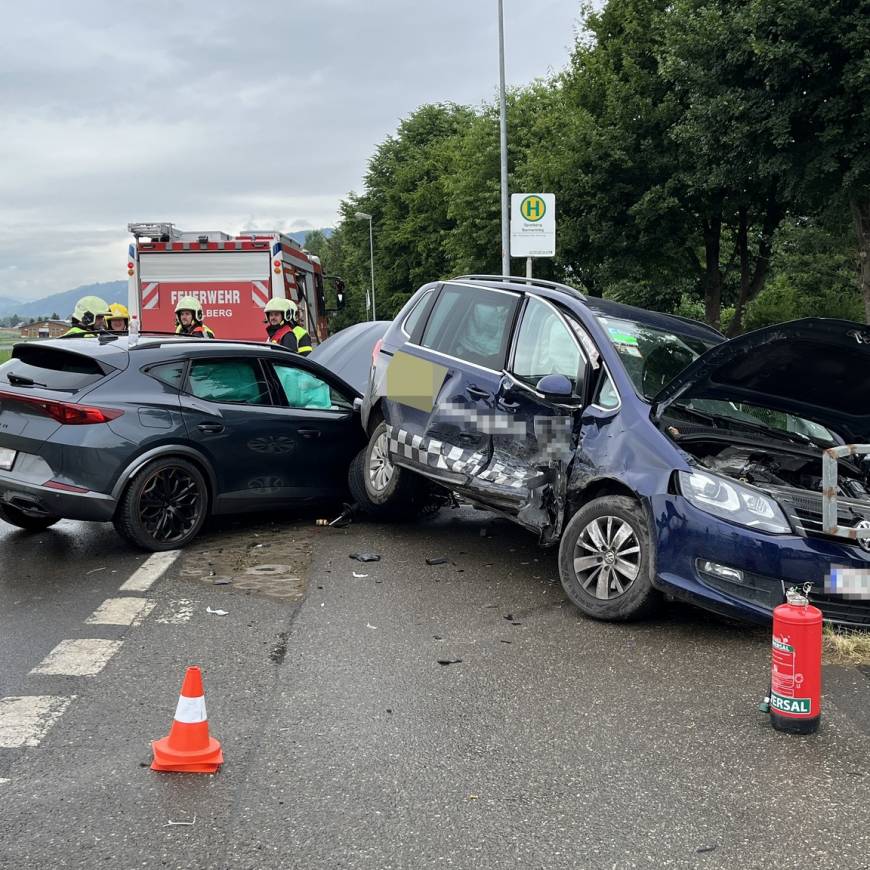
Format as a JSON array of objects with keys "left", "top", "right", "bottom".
[{"left": 510, "top": 193, "right": 555, "bottom": 280}]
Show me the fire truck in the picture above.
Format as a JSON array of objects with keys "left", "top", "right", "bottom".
[{"left": 126, "top": 222, "right": 331, "bottom": 342}]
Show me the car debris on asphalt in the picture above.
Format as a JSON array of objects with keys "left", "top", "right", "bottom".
[{"left": 350, "top": 553, "right": 381, "bottom": 563}]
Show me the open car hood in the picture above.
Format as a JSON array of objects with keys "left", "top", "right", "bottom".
[{"left": 652, "top": 318, "right": 870, "bottom": 444}]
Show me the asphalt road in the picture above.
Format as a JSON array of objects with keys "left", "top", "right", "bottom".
[{"left": 0, "top": 510, "right": 868, "bottom": 869}]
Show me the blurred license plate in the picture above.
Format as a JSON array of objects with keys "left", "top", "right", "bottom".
[
  {"left": 827, "top": 567, "right": 870, "bottom": 599},
  {"left": 0, "top": 448, "right": 16, "bottom": 470}
]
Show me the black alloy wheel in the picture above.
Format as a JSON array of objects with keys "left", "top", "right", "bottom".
[{"left": 114, "top": 457, "right": 208, "bottom": 551}]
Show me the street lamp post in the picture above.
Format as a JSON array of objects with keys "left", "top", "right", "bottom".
[
  {"left": 355, "top": 211, "right": 376, "bottom": 321},
  {"left": 498, "top": 0, "right": 510, "bottom": 278}
]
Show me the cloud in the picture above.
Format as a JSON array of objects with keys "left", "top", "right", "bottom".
[{"left": 0, "top": 0, "right": 581, "bottom": 300}]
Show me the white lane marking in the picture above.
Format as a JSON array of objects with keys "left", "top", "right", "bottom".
[
  {"left": 156, "top": 599, "right": 194, "bottom": 624},
  {"left": 0, "top": 778, "right": 9, "bottom": 784},
  {"left": 0, "top": 696, "right": 75, "bottom": 748},
  {"left": 85, "top": 597, "right": 156, "bottom": 627},
  {"left": 119, "top": 550, "right": 181, "bottom": 592},
  {"left": 30, "top": 639, "right": 124, "bottom": 676}
]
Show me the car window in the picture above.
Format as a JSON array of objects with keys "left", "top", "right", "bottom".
[
  {"left": 595, "top": 371, "right": 620, "bottom": 409},
  {"left": 188, "top": 359, "right": 271, "bottom": 405},
  {"left": 0, "top": 346, "right": 110, "bottom": 391},
  {"left": 273, "top": 364, "right": 353, "bottom": 411},
  {"left": 513, "top": 297, "right": 584, "bottom": 388},
  {"left": 420, "top": 284, "right": 518, "bottom": 370},
  {"left": 147, "top": 361, "right": 186, "bottom": 390},
  {"left": 403, "top": 289, "right": 434, "bottom": 338}
]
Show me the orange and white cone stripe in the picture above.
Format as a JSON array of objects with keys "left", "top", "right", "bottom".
[{"left": 151, "top": 666, "right": 223, "bottom": 774}]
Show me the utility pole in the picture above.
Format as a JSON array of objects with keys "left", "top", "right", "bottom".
[{"left": 498, "top": 0, "right": 510, "bottom": 277}]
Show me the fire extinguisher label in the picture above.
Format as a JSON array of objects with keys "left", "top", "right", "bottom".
[
  {"left": 771, "top": 633, "right": 813, "bottom": 716},
  {"left": 770, "top": 693, "right": 812, "bottom": 715}
]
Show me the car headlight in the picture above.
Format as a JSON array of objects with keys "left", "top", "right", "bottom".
[{"left": 678, "top": 470, "right": 791, "bottom": 534}]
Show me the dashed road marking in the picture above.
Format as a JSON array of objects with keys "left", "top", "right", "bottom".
[
  {"left": 0, "top": 778, "right": 9, "bottom": 784},
  {"left": 30, "top": 639, "right": 124, "bottom": 677},
  {"left": 85, "top": 597, "right": 156, "bottom": 626},
  {"left": 119, "top": 550, "right": 181, "bottom": 592},
  {"left": 0, "top": 696, "right": 75, "bottom": 748},
  {"left": 156, "top": 599, "right": 194, "bottom": 624}
]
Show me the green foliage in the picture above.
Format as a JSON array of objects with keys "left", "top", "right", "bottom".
[{"left": 322, "top": 0, "right": 868, "bottom": 337}]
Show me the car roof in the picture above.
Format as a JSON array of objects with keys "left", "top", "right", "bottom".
[{"left": 446, "top": 275, "right": 724, "bottom": 344}]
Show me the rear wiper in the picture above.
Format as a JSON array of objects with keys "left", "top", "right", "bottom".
[{"left": 7, "top": 374, "right": 48, "bottom": 388}]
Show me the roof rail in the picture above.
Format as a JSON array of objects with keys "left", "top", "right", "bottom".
[{"left": 451, "top": 274, "right": 586, "bottom": 300}]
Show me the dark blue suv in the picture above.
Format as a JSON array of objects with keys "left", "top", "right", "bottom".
[{"left": 358, "top": 275, "right": 870, "bottom": 626}]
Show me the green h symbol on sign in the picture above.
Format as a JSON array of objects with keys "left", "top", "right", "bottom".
[{"left": 521, "top": 195, "right": 546, "bottom": 222}]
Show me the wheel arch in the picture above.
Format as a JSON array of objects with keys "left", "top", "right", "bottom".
[{"left": 111, "top": 445, "right": 217, "bottom": 513}]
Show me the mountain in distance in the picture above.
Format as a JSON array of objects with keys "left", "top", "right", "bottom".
[
  {"left": 0, "top": 281, "right": 127, "bottom": 321},
  {"left": 0, "top": 228, "right": 334, "bottom": 320}
]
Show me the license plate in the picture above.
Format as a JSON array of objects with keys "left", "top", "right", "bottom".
[
  {"left": 827, "top": 567, "right": 870, "bottom": 599},
  {"left": 0, "top": 448, "right": 16, "bottom": 471}
]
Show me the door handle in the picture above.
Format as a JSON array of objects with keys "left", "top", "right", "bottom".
[
  {"left": 466, "top": 384, "right": 491, "bottom": 400},
  {"left": 298, "top": 428, "right": 321, "bottom": 439},
  {"left": 197, "top": 423, "right": 224, "bottom": 434}
]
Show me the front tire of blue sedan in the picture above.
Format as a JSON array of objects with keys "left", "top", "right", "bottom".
[
  {"left": 113, "top": 457, "right": 208, "bottom": 551},
  {"left": 558, "top": 496, "right": 658, "bottom": 621}
]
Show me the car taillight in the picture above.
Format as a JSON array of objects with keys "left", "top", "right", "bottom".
[
  {"left": 372, "top": 338, "right": 383, "bottom": 364},
  {"left": 0, "top": 391, "right": 122, "bottom": 425}
]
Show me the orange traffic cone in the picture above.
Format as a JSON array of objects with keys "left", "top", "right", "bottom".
[{"left": 151, "top": 666, "right": 223, "bottom": 773}]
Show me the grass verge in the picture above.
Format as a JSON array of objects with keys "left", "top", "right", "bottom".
[{"left": 824, "top": 625, "right": 870, "bottom": 666}]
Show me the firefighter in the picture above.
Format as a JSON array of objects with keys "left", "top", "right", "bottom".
[
  {"left": 106, "top": 303, "right": 130, "bottom": 333},
  {"left": 174, "top": 296, "right": 215, "bottom": 338},
  {"left": 63, "top": 295, "right": 109, "bottom": 337},
  {"left": 263, "top": 297, "right": 312, "bottom": 355}
]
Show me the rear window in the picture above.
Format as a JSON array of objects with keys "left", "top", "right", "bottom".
[{"left": 0, "top": 345, "right": 111, "bottom": 391}]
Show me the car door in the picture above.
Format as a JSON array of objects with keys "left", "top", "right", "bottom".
[
  {"left": 470, "top": 295, "right": 590, "bottom": 528},
  {"left": 179, "top": 354, "right": 314, "bottom": 511},
  {"left": 265, "top": 358, "right": 363, "bottom": 498},
  {"left": 383, "top": 281, "right": 520, "bottom": 489}
]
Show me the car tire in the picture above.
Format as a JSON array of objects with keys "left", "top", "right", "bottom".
[
  {"left": 0, "top": 504, "right": 60, "bottom": 532},
  {"left": 558, "top": 495, "right": 658, "bottom": 621},
  {"left": 113, "top": 457, "right": 208, "bottom": 551},
  {"left": 349, "top": 421, "right": 440, "bottom": 520}
]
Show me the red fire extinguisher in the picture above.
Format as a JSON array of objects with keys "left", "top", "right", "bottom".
[{"left": 767, "top": 584, "right": 822, "bottom": 734}]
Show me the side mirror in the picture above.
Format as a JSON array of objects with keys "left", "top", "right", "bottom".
[{"left": 536, "top": 373, "right": 581, "bottom": 404}]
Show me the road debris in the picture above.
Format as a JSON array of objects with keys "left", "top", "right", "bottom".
[
  {"left": 437, "top": 658, "right": 463, "bottom": 666},
  {"left": 352, "top": 572, "right": 369, "bottom": 578},
  {"left": 86, "top": 567, "right": 106, "bottom": 575},
  {"left": 164, "top": 816, "right": 196, "bottom": 827},
  {"left": 366, "top": 623, "right": 378, "bottom": 629},
  {"left": 426, "top": 557, "right": 449, "bottom": 566},
  {"left": 211, "top": 576, "right": 232, "bottom": 586},
  {"left": 206, "top": 607, "right": 228, "bottom": 616},
  {"left": 328, "top": 503, "right": 357, "bottom": 528},
  {"left": 696, "top": 845, "right": 718, "bottom": 854},
  {"left": 350, "top": 553, "right": 381, "bottom": 563}
]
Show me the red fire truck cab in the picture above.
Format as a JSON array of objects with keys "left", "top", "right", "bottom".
[{"left": 126, "top": 222, "right": 329, "bottom": 342}]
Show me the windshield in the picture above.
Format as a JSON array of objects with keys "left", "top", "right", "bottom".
[
  {"left": 597, "top": 315, "right": 838, "bottom": 446},
  {"left": 597, "top": 316, "right": 715, "bottom": 399}
]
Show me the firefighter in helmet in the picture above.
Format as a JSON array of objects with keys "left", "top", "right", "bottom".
[
  {"left": 106, "top": 303, "right": 130, "bottom": 333},
  {"left": 174, "top": 296, "right": 214, "bottom": 338},
  {"left": 264, "top": 297, "right": 312, "bottom": 355},
  {"left": 63, "top": 295, "right": 109, "bottom": 337}
]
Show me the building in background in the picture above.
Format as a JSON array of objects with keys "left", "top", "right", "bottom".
[{"left": 18, "top": 319, "right": 70, "bottom": 338}]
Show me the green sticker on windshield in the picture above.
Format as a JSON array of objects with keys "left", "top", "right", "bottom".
[{"left": 608, "top": 328, "right": 639, "bottom": 346}]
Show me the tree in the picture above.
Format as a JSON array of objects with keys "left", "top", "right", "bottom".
[{"left": 742, "top": 0, "right": 870, "bottom": 323}]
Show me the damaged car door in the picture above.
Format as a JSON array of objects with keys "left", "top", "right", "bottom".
[
  {"left": 469, "top": 295, "right": 589, "bottom": 538},
  {"left": 384, "top": 282, "right": 520, "bottom": 488}
]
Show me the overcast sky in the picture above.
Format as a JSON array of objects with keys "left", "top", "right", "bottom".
[{"left": 0, "top": 1, "right": 582, "bottom": 302}]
